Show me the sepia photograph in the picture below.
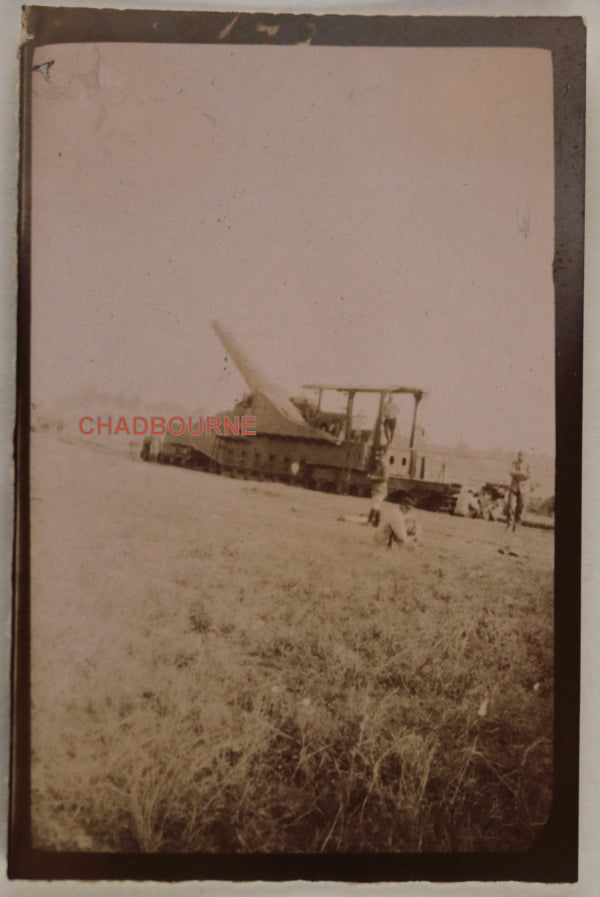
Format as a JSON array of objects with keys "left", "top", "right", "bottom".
[{"left": 11, "top": 7, "right": 584, "bottom": 883}]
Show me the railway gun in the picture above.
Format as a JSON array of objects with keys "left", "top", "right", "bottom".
[{"left": 141, "top": 321, "right": 462, "bottom": 512}]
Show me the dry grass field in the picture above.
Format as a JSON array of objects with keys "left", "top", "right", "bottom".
[{"left": 29, "top": 433, "right": 554, "bottom": 853}]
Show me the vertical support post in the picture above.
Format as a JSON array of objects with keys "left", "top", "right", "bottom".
[
  {"left": 369, "top": 390, "right": 385, "bottom": 469},
  {"left": 408, "top": 392, "right": 423, "bottom": 479},
  {"left": 344, "top": 391, "right": 355, "bottom": 442}
]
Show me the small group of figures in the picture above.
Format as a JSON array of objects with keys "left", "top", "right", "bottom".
[
  {"left": 458, "top": 452, "right": 532, "bottom": 532},
  {"left": 316, "top": 391, "right": 399, "bottom": 442},
  {"left": 364, "top": 449, "right": 531, "bottom": 551},
  {"left": 319, "top": 419, "right": 343, "bottom": 437}
]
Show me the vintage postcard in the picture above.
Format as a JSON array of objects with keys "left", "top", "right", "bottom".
[{"left": 10, "top": 6, "right": 584, "bottom": 883}]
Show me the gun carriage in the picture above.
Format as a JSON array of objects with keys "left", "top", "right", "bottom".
[{"left": 141, "top": 321, "right": 461, "bottom": 512}]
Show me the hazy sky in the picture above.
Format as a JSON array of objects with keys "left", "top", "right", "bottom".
[{"left": 31, "top": 42, "right": 554, "bottom": 453}]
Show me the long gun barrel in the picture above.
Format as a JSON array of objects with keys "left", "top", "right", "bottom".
[{"left": 211, "top": 320, "right": 325, "bottom": 433}]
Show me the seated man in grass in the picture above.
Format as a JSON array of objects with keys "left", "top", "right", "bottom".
[{"left": 376, "top": 495, "right": 423, "bottom": 549}]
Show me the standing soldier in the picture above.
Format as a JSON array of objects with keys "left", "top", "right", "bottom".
[
  {"left": 382, "top": 392, "right": 399, "bottom": 444},
  {"left": 505, "top": 451, "right": 531, "bottom": 531}
]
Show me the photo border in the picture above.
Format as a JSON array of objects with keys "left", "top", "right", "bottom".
[{"left": 10, "top": 6, "right": 585, "bottom": 883}]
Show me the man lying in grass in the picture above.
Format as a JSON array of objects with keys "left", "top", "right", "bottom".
[{"left": 377, "top": 495, "right": 423, "bottom": 549}]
